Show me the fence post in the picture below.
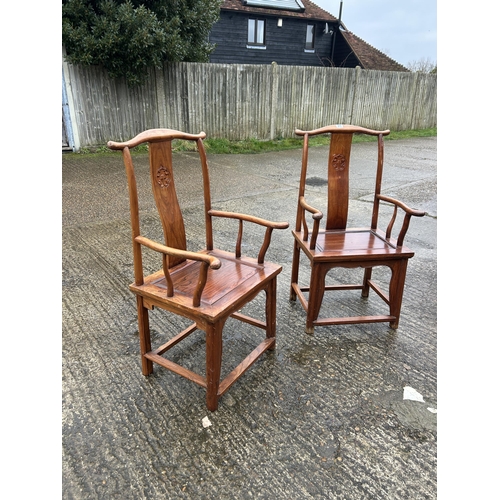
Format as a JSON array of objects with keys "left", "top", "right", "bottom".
[
  {"left": 155, "top": 66, "right": 167, "bottom": 129},
  {"left": 270, "top": 61, "right": 278, "bottom": 140},
  {"left": 62, "top": 46, "right": 80, "bottom": 151},
  {"left": 409, "top": 71, "right": 421, "bottom": 130},
  {"left": 348, "top": 65, "right": 362, "bottom": 124}
]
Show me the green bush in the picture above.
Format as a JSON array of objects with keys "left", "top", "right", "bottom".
[{"left": 62, "top": 0, "right": 222, "bottom": 87}]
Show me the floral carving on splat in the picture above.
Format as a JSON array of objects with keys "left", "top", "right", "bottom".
[
  {"left": 156, "top": 165, "right": 171, "bottom": 188},
  {"left": 331, "top": 154, "right": 346, "bottom": 171}
]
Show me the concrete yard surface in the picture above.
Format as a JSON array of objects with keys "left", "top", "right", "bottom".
[{"left": 62, "top": 137, "right": 437, "bottom": 499}]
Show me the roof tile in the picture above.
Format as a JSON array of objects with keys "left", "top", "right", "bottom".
[{"left": 341, "top": 30, "right": 409, "bottom": 72}]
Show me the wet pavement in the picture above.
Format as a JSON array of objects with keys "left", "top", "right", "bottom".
[{"left": 62, "top": 136, "right": 437, "bottom": 499}]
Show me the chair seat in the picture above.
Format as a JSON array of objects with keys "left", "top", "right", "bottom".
[
  {"left": 130, "top": 248, "right": 282, "bottom": 321},
  {"left": 292, "top": 228, "right": 415, "bottom": 262}
]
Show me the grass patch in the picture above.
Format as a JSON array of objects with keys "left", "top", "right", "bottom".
[{"left": 66, "top": 128, "right": 436, "bottom": 157}]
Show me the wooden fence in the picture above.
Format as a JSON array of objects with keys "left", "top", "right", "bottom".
[{"left": 62, "top": 60, "right": 437, "bottom": 149}]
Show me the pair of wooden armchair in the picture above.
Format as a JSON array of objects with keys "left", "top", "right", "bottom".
[{"left": 107, "top": 125, "right": 425, "bottom": 411}]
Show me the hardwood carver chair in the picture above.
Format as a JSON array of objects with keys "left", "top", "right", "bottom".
[
  {"left": 107, "top": 129, "right": 288, "bottom": 411},
  {"left": 290, "top": 124, "right": 425, "bottom": 334}
]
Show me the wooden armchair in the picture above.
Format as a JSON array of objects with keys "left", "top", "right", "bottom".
[
  {"left": 290, "top": 125, "right": 425, "bottom": 334},
  {"left": 108, "top": 129, "right": 288, "bottom": 411}
]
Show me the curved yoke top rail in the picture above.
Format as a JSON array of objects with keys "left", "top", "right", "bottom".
[
  {"left": 295, "top": 124, "right": 390, "bottom": 137},
  {"left": 107, "top": 129, "right": 207, "bottom": 150}
]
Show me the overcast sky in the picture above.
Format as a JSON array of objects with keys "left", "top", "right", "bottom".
[{"left": 311, "top": 0, "right": 437, "bottom": 67}]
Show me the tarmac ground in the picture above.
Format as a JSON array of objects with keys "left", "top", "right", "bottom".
[{"left": 62, "top": 136, "right": 437, "bottom": 499}]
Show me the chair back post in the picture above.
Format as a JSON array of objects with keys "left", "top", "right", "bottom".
[
  {"left": 196, "top": 138, "right": 214, "bottom": 251},
  {"left": 295, "top": 132, "right": 310, "bottom": 232},
  {"left": 122, "top": 146, "right": 144, "bottom": 286},
  {"left": 371, "top": 133, "right": 385, "bottom": 231}
]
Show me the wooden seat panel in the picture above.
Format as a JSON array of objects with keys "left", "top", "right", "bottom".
[
  {"left": 293, "top": 229, "right": 415, "bottom": 260},
  {"left": 132, "top": 250, "right": 282, "bottom": 317},
  {"left": 153, "top": 253, "right": 259, "bottom": 305}
]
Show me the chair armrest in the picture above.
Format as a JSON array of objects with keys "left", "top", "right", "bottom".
[
  {"left": 208, "top": 210, "right": 289, "bottom": 263},
  {"left": 376, "top": 195, "right": 426, "bottom": 247},
  {"left": 135, "top": 235, "right": 221, "bottom": 307},
  {"left": 377, "top": 195, "right": 426, "bottom": 218},
  {"left": 298, "top": 196, "right": 323, "bottom": 249}
]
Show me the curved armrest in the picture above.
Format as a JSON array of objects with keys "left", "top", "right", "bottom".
[
  {"left": 135, "top": 235, "right": 221, "bottom": 307},
  {"left": 299, "top": 197, "right": 323, "bottom": 219},
  {"left": 376, "top": 195, "right": 426, "bottom": 247},
  {"left": 377, "top": 195, "right": 426, "bottom": 218},
  {"left": 298, "top": 196, "right": 323, "bottom": 249},
  {"left": 208, "top": 210, "right": 289, "bottom": 229},
  {"left": 135, "top": 236, "right": 221, "bottom": 268},
  {"left": 208, "top": 210, "right": 289, "bottom": 263}
]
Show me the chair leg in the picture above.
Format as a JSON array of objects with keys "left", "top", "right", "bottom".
[
  {"left": 362, "top": 267, "right": 373, "bottom": 297},
  {"left": 205, "top": 321, "right": 224, "bottom": 412},
  {"left": 306, "top": 265, "right": 327, "bottom": 334},
  {"left": 265, "top": 278, "right": 277, "bottom": 350},
  {"left": 290, "top": 240, "right": 301, "bottom": 301},
  {"left": 388, "top": 259, "right": 409, "bottom": 329},
  {"left": 137, "top": 296, "right": 154, "bottom": 376}
]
